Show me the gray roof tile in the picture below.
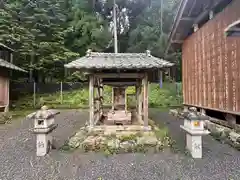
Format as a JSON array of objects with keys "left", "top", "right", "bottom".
[
  {"left": 0, "top": 43, "right": 14, "bottom": 52},
  {"left": 0, "top": 59, "right": 27, "bottom": 72},
  {"left": 65, "top": 52, "right": 174, "bottom": 70}
]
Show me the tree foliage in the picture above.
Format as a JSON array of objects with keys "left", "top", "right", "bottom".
[{"left": 0, "top": 0, "right": 180, "bottom": 82}]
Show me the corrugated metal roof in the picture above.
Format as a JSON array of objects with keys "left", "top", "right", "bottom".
[
  {"left": 65, "top": 51, "right": 174, "bottom": 70},
  {"left": 0, "top": 59, "right": 27, "bottom": 72}
]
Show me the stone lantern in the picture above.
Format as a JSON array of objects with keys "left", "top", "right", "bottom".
[
  {"left": 180, "top": 107, "right": 210, "bottom": 158},
  {"left": 27, "top": 106, "right": 60, "bottom": 156}
]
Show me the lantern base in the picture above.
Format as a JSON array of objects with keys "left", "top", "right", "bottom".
[
  {"left": 36, "top": 133, "right": 53, "bottom": 156},
  {"left": 180, "top": 125, "right": 210, "bottom": 159}
]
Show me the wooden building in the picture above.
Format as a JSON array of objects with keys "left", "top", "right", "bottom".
[
  {"left": 0, "top": 43, "right": 26, "bottom": 112},
  {"left": 166, "top": 0, "right": 240, "bottom": 124},
  {"left": 65, "top": 50, "right": 173, "bottom": 129}
]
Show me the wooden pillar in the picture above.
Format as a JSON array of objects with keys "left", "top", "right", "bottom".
[
  {"left": 95, "top": 77, "right": 100, "bottom": 123},
  {"left": 143, "top": 73, "right": 148, "bottom": 127},
  {"left": 137, "top": 80, "right": 143, "bottom": 124},
  {"left": 4, "top": 79, "right": 9, "bottom": 112},
  {"left": 125, "top": 87, "right": 127, "bottom": 113},
  {"left": 99, "top": 79, "right": 103, "bottom": 116},
  {"left": 159, "top": 70, "right": 163, "bottom": 88},
  {"left": 135, "top": 84, "right": 138, "bottom": 110},
  {"left": 10, "top": 53, "right": 13, "bottom": 77},
  {"left": 89, "top": 75, "right": 94, "bottom": 127},
  {"left": 111, "top": 87, "right": 114, "bottom": 111}
]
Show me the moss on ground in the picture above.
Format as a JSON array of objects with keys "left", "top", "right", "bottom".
[{"left": 63, "top": 118, "right": 171, "bottom": 156}]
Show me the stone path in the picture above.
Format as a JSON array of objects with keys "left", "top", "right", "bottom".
[{"left": 0, "top": 109, "right": 239, "bottom": 180}]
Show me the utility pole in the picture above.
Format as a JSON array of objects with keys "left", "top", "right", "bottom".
[
  {"left": 160, "top": 0, "right": 163, "bottom": 34},
  {"left": 113, "top": 0, "right": 118, "bottom": 53}
]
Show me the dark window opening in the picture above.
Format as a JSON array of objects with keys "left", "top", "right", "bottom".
[{"left": 38, "top": 120, "right": 44, "bottom": 125}]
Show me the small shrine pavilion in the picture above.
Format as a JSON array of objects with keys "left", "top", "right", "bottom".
[
  {"left": 65, "top": 50, "right": 173, "bottom": 130},
  {"left": 0, "top": 43, "right": 27, "bottom": 112}
]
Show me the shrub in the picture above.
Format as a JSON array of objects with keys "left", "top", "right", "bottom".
[{"left": 12, "top": 83, "right": 182, "bottom": 110}]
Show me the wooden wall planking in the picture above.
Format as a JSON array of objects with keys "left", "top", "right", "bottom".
[{"left": 182, "top": 0, "right": 240, "bottom": 113}]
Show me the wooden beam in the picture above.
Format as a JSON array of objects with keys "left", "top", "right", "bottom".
[
  {"left": 112, "top": 87, "right": 114, "bottom": 111},
  {"left": 94, "top": 85, "right": 104, "bottom": 88},
  {"left": 89, "top": 75, "right": 94, "bottom": 127},
  {"left": 95, "top": 79, "right": 100, "bottom": 123},
  {"left": 135, "top": 84, "right": 138, "bottom": 110},
  {"left": 183, "top": 103, "right": 240, "bottom": 116},
  {"left": 143, "top": 73, "right": 148, "bottom": 128},
  {"left": 4, "top": 79, "right": 9, "bottom": 112},
  {"left": 193, "top": 0, "right": 220, "bottom": 25},
  {"left": 99, "top": 80, "right": 103, "bottom": 116},
  {"left": 94, "top": 96, "right": 104, "bottom": 101},
  {"left": 171, "top": 40, "right": 184, "bottom": 44},
  {"left": 187, "top": 0, "right": 196, "bottom": 16},
  {"left": 137, "top": 81, "right": 143, "bottom": 125},
  {"left": 165, "top": 0, "right": 189, "bottom": 55},
  {"left": 180, "top": 17, "right": 194, "bottom": 21},
  {"left": 10, "top": 53, "right": 13, "bottom": 77},
  {"left": 125, "top": 88, "right": 127, "bottom": 113},
  {"left": 94, "top": 73, "right": 144, "bottom": 79},
  {"left": 103, "top": 81, "right": 137, "bottom": 86}
]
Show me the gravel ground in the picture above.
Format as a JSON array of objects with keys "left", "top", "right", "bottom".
[{"left": 0, "top": 109, "right": 239, "bottom": 180}]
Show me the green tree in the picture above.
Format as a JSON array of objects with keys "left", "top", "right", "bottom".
[{"left": 64, "top": 6, "right": 111, "bottom": 54}]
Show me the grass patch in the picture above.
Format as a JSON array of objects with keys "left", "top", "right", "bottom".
[
  {"left": 118, "top": 134, "right": 138, "bottom": 142},
  {"left": 10, "top": 110, "right": 35, "bottom": 119},
  {"left": 0, "top": 109, "right": 34, "bottom": 125},
  {"left": 12, "top": 83, "right": 182, "bottom": 110},
  {"left": 154, "top": 127, "right": 169, "bottom": 141},
  {"left": 60, "top": 142, "right": 74, "bottom": 152}
]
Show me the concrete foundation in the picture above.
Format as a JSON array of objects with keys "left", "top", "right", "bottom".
[{"left": 225, "top": 114, "right": 236, "bottom": 126}]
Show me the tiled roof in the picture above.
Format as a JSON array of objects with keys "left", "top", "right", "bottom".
[
  {"left": 65, "top": 50, "right": 174, "bottom": 70},
  {"left": 0, "top": 59, "right": 27, "bottom": 72},
  {"left": 0, "top": 43, "right": 14, "bottom": 52}
]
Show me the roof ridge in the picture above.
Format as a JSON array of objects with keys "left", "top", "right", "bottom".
[{"left": 90, "top": 52, "right": 146, "bottom": 54}]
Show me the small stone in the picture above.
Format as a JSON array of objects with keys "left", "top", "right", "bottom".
[
  {"left": 153, "top": 126, "right": 160, "bottom": 131},
  {"left": 137, "top": 136, "right": 158, "bottom": 146},
  {"left": 120, "top": 140, "right": 136, "bottom": 149},
  {"left": 107, "top": 139, "right": 120, "bottom": 149},
  {"left": 75, "top": 130, "right": 86, "bottom": 137},
  {"left": 216, "top": 127, "right": 225, "bottom": 133},
  {"left": 169, "top": 109, "right": 178, "bottom": 116},
  {"left": 229, "top": 132, "right": 240, "bottom": 143},
  {"left": 68, "top": 137, "right": 81, "bottom": 148},
  {"left": 82, "top": 136, "right": 96, "bottom": 145},
  {"left": 104, "top": 129, "right": 117, "bottom": 136},
  {"left": 41, "top": 105, "right": 49, "bottom": 110}
]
